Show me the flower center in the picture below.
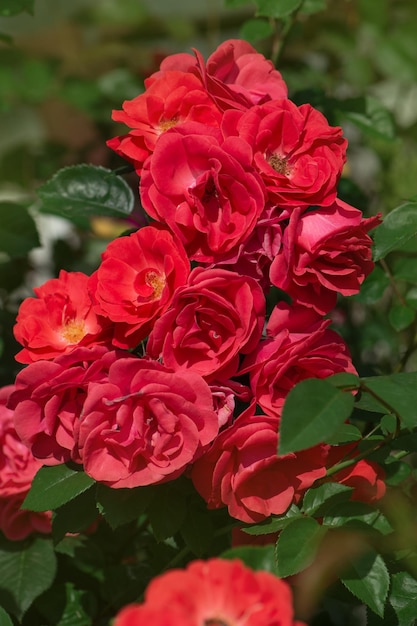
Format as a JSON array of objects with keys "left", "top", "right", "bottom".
[
  {"left": 145, "top": 270, "right": 165, "bottom": 300},
  {"left": 60, "top": 319, "right": 86, "bottom": 344},
  {"left": 268, "top": 153, "right": 291, "bottom": 175},
  {"left": 158, "top": 117, "right": 178, "bottom": 132},
  {"left": 204, "top": 620, "right": 230, "bottom": 626}
]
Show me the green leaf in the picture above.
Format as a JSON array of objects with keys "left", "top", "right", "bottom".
[
  {"left": 256, "top": 0, "right": 302, "bottom": 19},
  {"left": 324, "top": 423, "right": 362, "bottom": 445},
  {"left": 353, "top": 266, "right": 390, "bottom": 304},
  {"left": 96, "top": 484, "right": 153, "bottom": 529},
  {"left": 0, "top": 203, "right": 40, "bottom": 257},
  {"left": 388, "top": 304, "right": 415, "bottom": 331},
  {"left": 384, "top": 460, "right": 411, "bottom": 486},
  {"left": 299, "top": 0, "right": 326, "bottom": 14},
  {"left": 240, "top": 18, "right": 274, "bottom": 42},
  {"left": 278, "top": 378, "right": 355, "bottom": 454},
  {"left": 181, "top": 506, "right": 214, "bottom": 557},
  {"left": 338, "top": 96, "right": 395, "bottom": 141},
  {"left": 243, "top": 505, "right": 302, "bottom": 535},
  {"left": 221, "top": 545, "right": 277, "bottom": 572},
  {"left": 302, "top": 483, "right": 353, "bottom": 516},
  {"left": 224, "top": 0, "right": 251, "bottom": 6},
  {"left": 373, "top": 202, "right": 417, "bottom": 261},
  {"left": 326, "top": 372, "right": 360, "bottom": 390},
  {"left": 405, "top": 287, "right": 417, "bottom": 310},
  {"left": 392, "top": 257, "right": 417, "bottom": 284},
  {"left": 389, "top": 571, "right": 417, "bottom": 625},
  {"left": 276, "top": 517, "right": 325, "bottom": 577},
  {"left": 148, "top": 484, "right": 187, "bottom": 541},
  {"left": 322, "top": 501, "right": 380, "bottom": 529},
  {"left": 0, "top": 607, "right": 13, "bottom": 626},
  {"left": 37, "top": 165, "right": 135, "bottom": 221},
  {"left": 52, "top": 487, "right": 98, "bottom": 543},
  {"left": 362, "top": 372, "right": 417, "bottom": 429},
  {"left": 0, "top": 0, "right": 34, "bottom": 16},
  {"left": 0, "top": 536, "right": 57, "bottom": 620},
  {"left": 22, "top": 464, "right": 95, "bottom": 512},
  {"left": 342, "top": 550, "right": 390, "bottom": 617}
]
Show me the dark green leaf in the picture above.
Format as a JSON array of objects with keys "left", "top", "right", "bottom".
[
  {"left": 240, "top": 18, "right": 274, "bottom": 42},
  {"left": 243, "top": 505, "right": 302, "bottom": 535},
  {"left": 389, "top": 571, "right": 417, "bottom": 625},
  {"left": 388, "top": 304, "right": 415, "bottom": 331},
  {"left": 279, "top": 378, "right": 355, "bottom": 454},
  {"left": 392, "top": 257, "right": 417, "bottom": 284},
  {"left": 324, "top": 423, "right": 362, "bottom": 445},
  {"left": 322, "top": 501, "right": 380, "bottom": 529},
  {"left": 362, "top": 372, "right": 417, "bottom": 428},
  {"left": 373, "top": 202, "right": 417, "bottom": 261},
  {"left": 221, "top": 545, "right": 277, "bottom": 572},
  {"left": 275, "top": 517, "right": 325, "bottom": 577},
  {"left": 22, "top": 464, "right": 95, "bottom": 512},
  {"left": 256, "top": 0, "right": 302, "bottom": 19},
  {"left": 0, "top": 203, "right": 40, "bottom": 257},
  {"left": 300, "top": 0, "right": 326, "bottom": 14},
  {"left": 0, "top": 607, "right": 13, "bottom": 626},
  {"left": 52, "top": 487, "right": 98, "bottom": 543},
  {"left": 37, "top": 165, "right": 135, "bottom": 220},
  {"left": 338, "top": 96, "right": 395, "bottom": 141},
  {"left": 406, "top": 287, "right": 417, "bottom": 310},
  {"left": 380, "top": 413, "right": 399, "bottom": 435},
  {"left": 353, "top": 266, "right": 390, "bottom": 304},
  {"left": 302, "top": 483, "right": 353, "bottom": 516},
  {"left": 181, "top": 507, "right": 214, "bottom": 557},
  {"left": 326, "top": 372, "right": 360, "bottom": 390},
  {"left": 391, "top": 432, "right": 417, "bottom": 452},
  {"left": 384, "top": 460, "right": 411, "bottom": 486},
  {"left": 96, "top": 484, "right": 153, "bottom": 529},
  {"left": 148, "top": 484, "right": 187, "bottom": 541},
  {"left": 0, "top": 0, "right": 34, "bottom": 16},
  {"left": 224, "top": 0, "right": 251, "bottom": 6},
  {"left": 0, "top": 536, "right": 57, "bottom": 620},
  {"left": 342, "top": 550, "right": 390, "bottom": 617}
]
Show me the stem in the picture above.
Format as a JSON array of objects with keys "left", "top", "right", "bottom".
[
  {"left": 360, "top": 381, "right": 402, "bottom": 437},
  {"left": 271, "top": 0, "right": 307, "bottom": 66},
  {"left": 379, "top": 258, "right": 407, "bottom": 307}
]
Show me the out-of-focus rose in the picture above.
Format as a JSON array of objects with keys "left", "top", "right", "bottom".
[
  {"left": 222, "top": 99, "right": 347, "bottom": 208},
  {"left": 140, "top": 123, "right": 266, "bottom": 263},
  {"left": 147, "top": 267, "right": 265, "bottom": 381},
  {"left": 89, "top": 225, "right": 190, "bottom": 349},
  {"left": 192, "top": 406, "right": 327, "bottom": 523},
  {"left": 14, "top": 270, "right": 112, "bottom": 364},
  {"left": 0, "top": 385, "right": 51, "bottom": 541},
  {"left": 78, "top": 358, "right": 219, "bottom": 488},
  {"left": 114, "top": 558, "right": 305, "bottom": 626},
  {"left": 270, "top": 200, "right": 381, "bottom": 314},
  {"left": 107, "top": 71, "right": 222, "bottom": 174},
  {"left": 8, "top": 346, "right": 121, "bottom": 465},
  {"left": 242, "top": 303, "right": 357, "bottom": 419},
  {"left": 326, "top": 444, "right": 386, "bottom": 503}
]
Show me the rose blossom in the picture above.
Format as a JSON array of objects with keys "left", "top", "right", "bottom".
[
  {"left": 192, "top": 405, "right": 327, "bottom": 523},
  {"left": 8, "top": 346, "right": 122, "bottom": 465},
  {"left": 114, "top": 558, "right": 305, "bottom": 626},
  {"left": 222, "top": 99, "right": 347, "bottom": 208},
  {"left": 14, "top": 270, "right": 112, "bottom": 364},
  {"left": 107, "top": 71, "right": 222, "bottom": 174},
  {"left": 151, "top": 38, "right": 288, "bottom": 111},
  {"left": 0, "top": 385, "right": 51, "bottom": 541},
  {"left": 78, "top": 358, "right": 219, "bottom": 488},
  {"left": 89, "top": 225, "right": 190, "bottom": 349},
  {"left": 270, "top": 200, "right": 381, "bottom": 314},
  {"left": 147, "top": 267, "right": 265, "bottom": 381},
  {"left": 241, "top": 303, "right": 357, "bottom": 420},
  {"left": 325, "top": 444, "right": 386, "bottom": 503},
  {"left": 140, "top": 123, "right": 266, "bottom": 263}
]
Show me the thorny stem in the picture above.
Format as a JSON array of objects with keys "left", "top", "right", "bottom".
[{"left": 270, "top": 0, "right": 307, "bottom": 66}]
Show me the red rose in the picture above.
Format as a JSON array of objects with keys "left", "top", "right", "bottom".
[
  {"left": 8, "top": 346, "right": 121, "bottom": 465},
  {"left": 326, "top": 444, "right": 386, "bottom": 503},
  {"left": 147, "top": 267, "right": 265, "bottom": 381},
  {"left": 114, "top": 558, "right": 305, "bottom": 626},
  {"left": 242, "top": 304, "right": 357, "bottom": 419},
  {"left": 222, "top": 99, "right": 347, "bottom": 207},
  {"left": 270, "top": 200, "right": 381, "bottom": 314},
  {"left": 140, "top": 123, "right": 266, "bottom": 262},
  {"left": 192, "top": 406, "right": 327, "bottom": 523},
  {"left": 14, "top": 270, "right": 112, "bottom": 364},
  {"left": 78, "top": 359, "right": 219, "bottom": 488},
  {"left": 0, "top": 385, "right": 51, "bottom": 541},
  {"left": 89, "top": 225, "right": 190, "bottom": 349},
  {"left": 107, "top": 71, "right": 221, "bottom": 174}
]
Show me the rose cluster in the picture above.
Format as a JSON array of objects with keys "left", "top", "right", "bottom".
[{"left": 5, "top": 39, "right": 384, "bottom": 531}]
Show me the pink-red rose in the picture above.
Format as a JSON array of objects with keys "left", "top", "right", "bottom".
[
  {"left": 147, "top": 267, "right": 265, "bottom": 381},
  {"left": 0, "top": 385, "right": 51, "bottom": 541},
  {"left": 270, "top": 200, "right": 381, "bottom": 314},
  {"left": 14, "top": 270, "right": 112, "bottom": 364},
  {"left": 140, "top": 123, "right": 266, "bottom": 262},
  {"left": 114, "top": 558, "right": 305, "bottom": 626},
  {"left": 78, "top": 358, "right": 219, "bottom": 488},
  {"left": 222, "top": 99, "right": 347, "bottom": 207},
  {"left": 89, "top": 225, "right": 190, "bottom": 349},
  {"left": 192, "top": 406, "right": 327, "bottom": 523}
]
